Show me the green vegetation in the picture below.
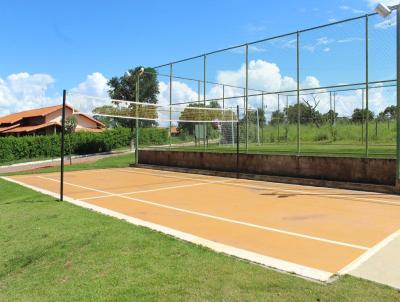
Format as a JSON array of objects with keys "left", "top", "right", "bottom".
[
  {"left": 154, "top": 119, "right": 395, "bottom": 158},
  {"left": 96, "top": 67, "right": 160, "bottom": 129},
  {"left": 0, "top": 153, "right": 134, "bottom": 177},
  {"left": 1, "top": 176, "right": 399, "bottom": 301},
  {"left": 0, "top": 128, "right": 130, "bottom": 164},
  {"left": 0, "top": 128, "right": 169, "bottom": 164},
  {"left": 258, "top": 120, "right": 395, "bottom": 145}
]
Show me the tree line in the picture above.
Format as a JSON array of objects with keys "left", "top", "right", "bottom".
[{"left": 269, "top": 104, "right": 397, "bottom": 128}]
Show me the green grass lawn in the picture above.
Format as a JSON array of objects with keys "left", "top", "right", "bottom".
[
  {"left": 0, "top": 156, "right": 56, "bottom": 167},
  {"left": 148, "top": 120, "right": 397, "bottom": 158},
  {"left": 1, "top": 156, "right": 400, "bottom": 301},
  {"left": 0, "top": 153, "right": 135, "bottom": 177}
]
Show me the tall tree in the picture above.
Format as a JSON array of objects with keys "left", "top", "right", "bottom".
[
  {"left": 106, "top": 67, "right": 159, "bottom": 128},
  {"left": 383, "top": 105, "right": 396, "bottom": 119},
  {"left": 283, "top": 103, "right": 315, "bottom": 124},
  {"left": 351, "top": 108, "right": 374, "bottom": 123},
  {"left": 302, "top": 95, "right": 322, "bottom": 128},
  {"left": 178, "top": 102, "right": 236, "bottom": 135},
  {"left": 241, "top": 108, "right": 266, "bottom": 126},
  {"left": 270, "top": 110, "right": 285, "bottom": 126}
]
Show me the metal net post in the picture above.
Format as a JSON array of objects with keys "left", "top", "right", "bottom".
[
  {"left": 245, "top": 44, "right": 249, "bottom": 153},
  {"left": 59, "top": 89, "right": 66, "bottom": 201},
  {"left": 203, "top": 55, "right": 207, "bottom": 151},
  {"left": 296, "top": 31, "right": 301, "bottom": 155},
  {"left": 365, "top": 15, "right": 369, "bottom": 158},
  {"left": 396, "top": 7, "right": 400, "bottom": 182},
  {"left": 169, "top": 64, "right": 173, "bottom": 149},
  {"left": 135, "top": 76, "right": 139, "bottom": 164}
]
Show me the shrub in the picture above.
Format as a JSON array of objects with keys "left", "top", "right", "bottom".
[
  {"left": 0, "top": 127, "right": 169, "bottom": 164},
  {"left": 314, "top": 131, "right": 330, "bottom": 142}
]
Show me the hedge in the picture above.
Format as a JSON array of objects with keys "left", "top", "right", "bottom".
[{"left": 0, "top": 128, "right": 168, "bottom": 164}]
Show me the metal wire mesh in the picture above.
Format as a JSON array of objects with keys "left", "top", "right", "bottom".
[{"left": 149, "top": 12, "right": 397, "bottom": 158}]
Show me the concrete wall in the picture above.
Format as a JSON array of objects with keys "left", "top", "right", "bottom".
[{"left": 139, "top": 150, "right": 396, "bottom": 186}]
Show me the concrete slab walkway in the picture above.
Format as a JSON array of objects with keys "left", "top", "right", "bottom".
[
  {"left": 349, "top": 230, "right": 400, "bottom": 289},
  {"left": 0, "top": 150, "right": 132, "bottom": 174}
]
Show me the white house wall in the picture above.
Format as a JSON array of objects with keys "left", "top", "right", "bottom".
[{"left": 45, "top": 108, "right": 99, "bottom": 129}]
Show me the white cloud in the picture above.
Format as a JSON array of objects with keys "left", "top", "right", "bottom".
[
  {"left": 0, "top": 73, "right": 55, "bottom": 116},
  {"left": 217, "top": 60, "right": 288, "bottom": 94},
  {"left": 367, "top": 0, "right": 398, "bottom": 7},
  {"left": 70, "top": 72, "right": 109, "bottom": 97},
  {"left": 339, "top": 5, "right": 366, "bottom": 14},
  {"left": 337, "top": 37, "right": 364, "bottom": 43},
  {"left": 245, "top": 24, "right": 266, "bottom": 33},
  {"left": 229, "top": 45, "right": 266, "bottom": 54},
  {"left": 156, "top": 80, "right": 201, "bottom": 124},
  {"left": 303, "top": 36, "right": 335, "bottom": 52},
  {"left": 0, "top": 72, "right": 111, "bottom": 117},
  {"left": 1, "top": 66, "right": 393, "bottom": 123},
  {"left": 67, "top": 72, "right": 111, "bottom": 114},
  {"left": 367, "top": 0, "right": 398, "bottom": 29},
  {"left": 374, "top": 14, "right": 397, "bottom": 29}
]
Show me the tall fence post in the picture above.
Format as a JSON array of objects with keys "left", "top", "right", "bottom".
[
  {"left": 245, "top": 44, "right": 249, "bottom": 153},
  {"left": 236, "top": 105, "right": 240, "bottom": 176},
  {"left": 286, "top": 95, "right": 289, "bottom": 142},
  {"left": 197, "top": 80, "right": 201, "bottom": 147},
  {"left": 198, "top": 80, "right": 201, "bottom": 103},
  {"left": 135, "top": 76, "right": 139, "bottom": 164},
  {"left": 60, "top": 89, "right": 66, "bottom": 201},
  {"left": 396, "top": 7, "right": 400, "bottom": 184},
  {"left": 261, "top": 92, "right": 264, "bottom": 144},
  {"left": 203, "top": 54, "right": 207, "bottom": 151},
  {"left": 169, "top": 64, "right": 172, "bottom": 149},
  {"left": 222, "top": 84, "right": 225, "bottom": 109},
  {"left": 362, "top": 89, "right": 365, "bottom": 144},
  {"left": 333, "top": 92, "right": 336, "bottom": 126},
  {"left": 296, "top": 31, "right": 301, "bottom": 155},
  {"left": 365, "top": 15, "right": 369, "bottom": 158},
  {"left": 277, "top": 94, "right": 280, "bottom": 142},
  {"left": 329, "top": 91, "right": 332, "bottom": 124}
]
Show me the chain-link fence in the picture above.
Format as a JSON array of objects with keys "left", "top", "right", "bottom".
[{"left": 150, "top": 11, "right": 397, "bottom": 158}]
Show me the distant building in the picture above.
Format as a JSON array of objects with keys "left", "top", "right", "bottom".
[
  {"left": 0, "top": 104, "right": 105, "bottom": 136},
  {"left": 170, "top": 126, "right": 179, "bottom": 136},
  {"left": 159, "top": 126, "right": 179, "bottom": 136}
]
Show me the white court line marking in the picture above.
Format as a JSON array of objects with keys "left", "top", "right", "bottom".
[
  {"left": 227, "top": 181, "right": 400, "bottom": 207},
  {"left": 79, "top": 179, "right": 232, "bottom": 201},
  {"left": 37, "top": 175, "right": 369, "bottom": 251},
  {"left": 1, "top": 176, "right": 333, "bottom": 282},
  {"left": 37, "top": 176, "right": 113, "bottom": 196},
  {"left": 338, "top": 228, "right": 400, "bottom": 276},
  {"left": 51, "top": 168, "right": 224, "bottom": 184},
  {"left": 121, "top": 168, "right": 400, "bottom": 206},
  {"left": 23, "top": 167, "right": 400, "bottom": 206},
  {"left": 115, "top": 168, "right": 228, "bottom": 183}
]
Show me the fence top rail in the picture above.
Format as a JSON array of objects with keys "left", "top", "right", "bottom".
[{"left": 153, "top": 11, "right": 380, "bottom": 69}]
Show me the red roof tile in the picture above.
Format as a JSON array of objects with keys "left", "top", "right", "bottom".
[
  {"left": 1, "top": 122, "right": 60, "bottom": 134},
  {"left": 0, "top": 104, "right": 105, "bottom": 128},
  {"left": 0, "top": 105, "right": 64, "bottom": 125},
  {"left": 0, "top": 124, "right": 21, "bottom": 133}
]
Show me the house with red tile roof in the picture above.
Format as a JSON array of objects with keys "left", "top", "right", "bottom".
[{"left": 0, "top": 104, "right": 105, "bottom": 136}]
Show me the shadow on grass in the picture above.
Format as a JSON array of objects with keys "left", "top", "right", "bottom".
[{"left": 0, "top": 198, "right": 56, "bottom": 206}]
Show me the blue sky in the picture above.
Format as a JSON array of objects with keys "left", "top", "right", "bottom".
[{"left": 0, "top": 0, "right": 397, "bottom": 116}]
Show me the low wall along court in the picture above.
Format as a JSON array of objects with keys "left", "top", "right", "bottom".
[{"left": 138, "top": 150, "right": 396, "bottom": 190}]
